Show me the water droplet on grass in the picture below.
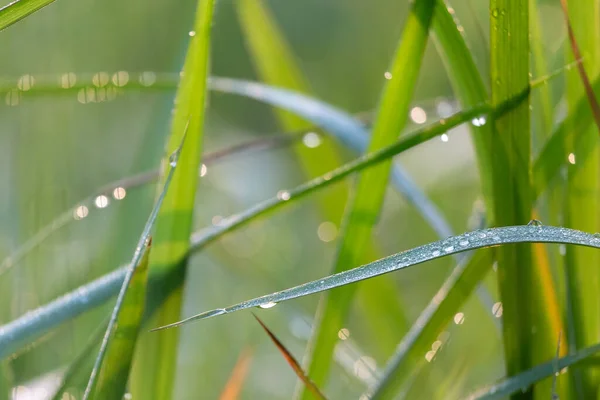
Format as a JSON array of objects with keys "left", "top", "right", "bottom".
[
  {"left": 528, "top": 219, "right": 543, "bottom": 226},
  {"left": 259, "top": 302, "right": 277, "bottom": 309}
]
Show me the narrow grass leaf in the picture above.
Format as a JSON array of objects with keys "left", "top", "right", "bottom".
[
  {"left": 151, "top": 225, "right": 600, "bottom": 331},
  {"left": 561, "top": 0, "right": 600, "bottom": 396},
  {"left": 129, "top": 1, "right": 216, "bottom": 399},
  {"left": 532, "top": 76, "right": 600, "bottom": 198},
  {"left": 0, "top": 90, "right": 529, "bottom": 359},
  {"left": 560, "top": 0, "right": 600, "bottom": 133},
  {"left": 253, "top": 315, "right": 326, "bottom": 400},
  {"left": 218, "top": 347, "right": 254, "bottom": 400},
  {"left": 298, "top": 2, "right": 436, "bottom": 394},
  {"left": 465, "top": 341, "right": 600, "bottom": 400},
  {"left": 0, "top": 0, "right": 57, "bottom": 31}
]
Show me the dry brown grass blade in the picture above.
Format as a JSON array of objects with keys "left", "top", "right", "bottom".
[
  {"left": 218, "top": 347, "right": 254, "bottom": 400},
  {"left": 560, "top": 0, "right": 600, "bottom": 134},
  {"left": 252, "top": 314, "right": 327, "bottom": 400}
]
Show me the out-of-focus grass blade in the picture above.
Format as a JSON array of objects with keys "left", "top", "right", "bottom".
[
  {"left": 129, "top": 1, "right": 216, "bottom": 399},
  {"left": 84, "top": 239, "right": 152, "bottom": 399},
  {"left": 465, "top": 341, "right": 600, "bottom": 400},
  {"left": 234, "top": 0, "right": 409, "bottom": 362},
  {"left": 560, "top": 0, "right": 600, "bottom": 132},
  {"left": 0, "top": 363, "right": 11, "bottom": 400},
  {"left": 532, "top": 75, "right": 600, "bottom": 198},
  {"left": 218, "top": 347, "right": 254, "bottom": 400},
  {"left": 49, "top": 318, "right": 109, "bottom": 400},
  {"left": 211, "top": 77, "right": 454, "bottom": 246},
  {"left": 367, "top": 250, "right": 492, "bottom": 399},
  {"left": 529, "top": 0, "right": 554, "bottom": 148},
  {"left": 297, "top": 1, "right": 436, "bottom": 395},
  {"left": 0, "top": 89, "right": 530, "bottom": 359},
  {"left": 253, "top": 315, "right": 326, "bottom": 400},
  {"left": 151, "top": 225, "right": 600, "bottom": 331},
  {"left": 0, "top": 0, "right": 57, "bottom": 31},
  {"left": 560, "top": 0, "right": 600, "bottom": 396}
]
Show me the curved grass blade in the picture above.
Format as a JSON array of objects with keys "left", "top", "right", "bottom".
[
  {"left": 253, "top": 315, "right": 326, "bottom": 400},
  {"left": 465, "top": 341, "right": 600, "bottom": 400},
  {"left": 210, "top": 77, "right": 453, "bottom": 240},
  {"left": 0, "top": 90, "right": 529, "bottom": 360},
  {"left": 0, "top": 0, "right": 57, "bottom": 31},
  {"left": 49, "top": 318, "right": 109, "bottom": 400},
  {"left": 297, "top": 2, "right": 436, "bottom": 394},
  {"left": 129, "top": 1, "right": 216, "bottom": 399},
  {"left": 218, "top": 347, "right": 254, "bottom": 400},
  {"left": 84, "top": 137, "right": 184, "bottom": 399},
  {"left": 151, "top": 225, "right": 600, "bottom": 331}
]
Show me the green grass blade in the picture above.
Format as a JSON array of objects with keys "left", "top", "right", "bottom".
[
  {"left": 529, "top": 0, "right": 554, "bottom": 148},
  {"left": 367, "top": 250, "right": 493, "bottom": 399},
  {"left": 83, "top": 140, "right": 184, "bottom": 399},
  {"left": 85, "top": 240, "right": 152, "bottom": 399},
  {"left": 561, "top": 0, "right": 600, "bottom": 396},
  {"left": 466, "top": 342, "right": 600, "bottom": 400},
  {"left": 0, "top": 90, "right": 529, "bottom": 360},
  {"left": 129, "top": 1, "right": 215, "bottom": 399},
  {"left": 151, "top": 225, "right": 600, "bottom": 331},
  {"left": 532, "top": 76, "right": 600, "bottom": 198},
  {"left": 489, "top": 2, "right": 555, "bottom": 397},
  {"left": 297, "top": 1, "right": 436, "bottom": 394},
  {"left": 431, "top": 0, "right": 494, "bottom": 213},
  {"left": 0, "top": 0, "right": 57, "bottom": 31}
]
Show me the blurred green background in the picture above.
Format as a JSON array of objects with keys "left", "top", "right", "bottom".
[{"left": 0, "top": 0, "right": 571, "bottom": 398}]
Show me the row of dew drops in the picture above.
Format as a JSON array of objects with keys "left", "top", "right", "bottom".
[{"left": 2, "top": 70, "right": 489, "bottom": 132}]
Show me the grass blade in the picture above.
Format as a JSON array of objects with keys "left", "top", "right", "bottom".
[
  {"left": 532, "top": 76, "right": 600, "bottom": 198},
  {"left": 489, "top": 2, "right": 558, "bottom": 398},
  {"left": 128, "top": 1, "right": 215, "bottom": 399},
  {"left": 218, "top": 347, "right": 254, "bottom": 400},
  {"left": 0, "top": 90, "right": 529, "bottom": 360},
  {"left": 253, "top": 315, "right": 326, "bottom": 400},
  {"left": 0, "top": 0, "right": 57, "bottom": 31},
  {"left": 466, "top": 341, "right": 600, "bottom": 400},
  {"left": 83, "top": 138, "right": 184, "bottom": 399},
  {"left": 297, "top": 1, "right": 436, "bottom": 394},
  {"left": 560, "top": 0, "right": 600, "bottom": 396},
  {"left": 151, "top": 225, "right": 600, "bottom": 331}
]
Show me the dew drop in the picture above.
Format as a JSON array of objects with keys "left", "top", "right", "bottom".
[
  {"left": 444, "top": 246, "right": 454, "bottom": 253},
  {"left": 459, "top": 240, "right": 469, "bottom": 246},
  {"left": 491, "top": 8, "right": 499, "bottom": 17},
  {"left": 169, "top": 151, "right": 179, "bottom": 167},
  {"left": 432, "top": 250, "right": 441, "bottom": 257},
  {"left": 277, "top": 190, "right": 291, "bottom": 201},
  {"left": 259, "top": 301, "right": 277, "bottom": 309},
  {"left": 527, "top": 219, "right": 543, "bottom": 227}
]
